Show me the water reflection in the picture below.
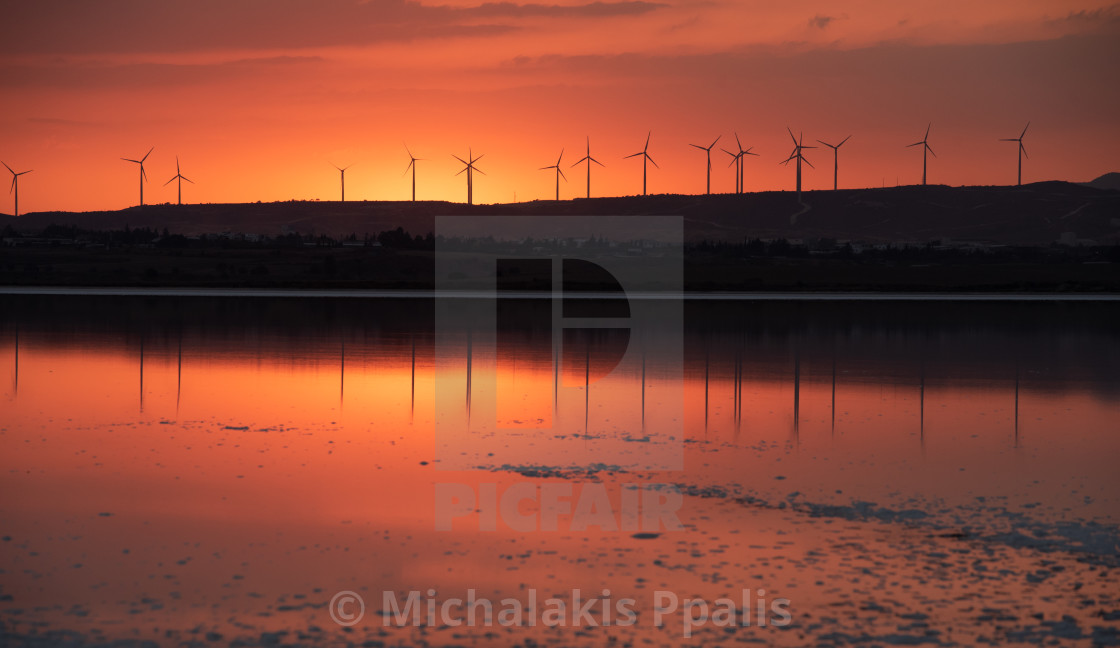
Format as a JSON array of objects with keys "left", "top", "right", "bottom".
[{"left": 1, "top": 295, "right": 1118, "bottom": 646}]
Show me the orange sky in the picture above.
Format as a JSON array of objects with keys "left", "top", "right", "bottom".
[{"left": 1, "top": 0, "right": 1118, "bottom": 214}]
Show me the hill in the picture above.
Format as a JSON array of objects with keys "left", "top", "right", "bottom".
[
  {"left": 1084, "top": 172, "right": 1120, "bottom": 192},
  {"left": 1, "top": 182, "right": 1118, "bottom": 247}
]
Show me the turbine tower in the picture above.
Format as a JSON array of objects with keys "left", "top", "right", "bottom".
[
  {"left": 3, "top": 162, "right": 32, "bottom": 217},
  {"left": 162, "top": 156, "right": 193, "bottom": 205},
  {"left": 121, "top": 147, "right": 154, "bottom": 206},
  {"left": 1000, "top": 122, "right": 1030, "bottom": 186},
  {"left": 816, "top": 135, "right": 851, "bottom": 191},
  {"left": 723, "top": 148, "right": 742, "bottom": 193},
  {"left": 453, "top": 149, "right": 485, "bottom": 205},
  {"left": 539, "top": 149, "right": 566, "bottom": 201},
  {"left": 403, "top": 144, "right": 423, "bottom": 201},
  {"left": 689, "top": 135, "right": 721, "bottom": 195},
  {"left": 332, "top": 164, "right": 352, "bottom": 202},
  {"left": 571, "top": 136, "right": 604, "bottom": 199},
  {"left": 907, "top": 124, "right": 935, "bottom": 186},
  {"left": 721, "top": 133, "right": 757, "bottom": 194},
  {"left": 624, "top": 131, "right": 658, "bottom": 196},
  {"left": 781, "top": 128, "right": 814, "bottom": 199}
]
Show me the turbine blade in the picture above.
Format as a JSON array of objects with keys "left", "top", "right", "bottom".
[
  {"left": 2, "top": 161, "right": 13, "bottom": 174},
  {"left": 570, "top": 156, "right": 588, "bottom": 167},
  {"left": 721, "top": 148, "right": 735, "bottom": 157},
  {"left": 907, "top": 142, "right": 923, "bottom": 148},
  {"left": 644, "top": 131, "right": 651, "bottom": 151},
  {"left": 624, "top": 152, "right": 643, "bottom": 159},
  {"left": 452, "top": 154, "right": 467, "bottom": 164},
  {"left": 474, "top": 168, "right": 486, "bottom": 176},
  {"left": 839, "top": 135, "right": 851, "bottom": 146},
  {"left": 591, "top": 157, "right": 604, "bottom": 167},
  {"left": 8, "top": 178, "right": 14, "bottom": 193},
  {"left": 735, "top": 132, "right": 742, "bottom": 150},
  {"left": 142, "top": 167, "right": 148, "bottom": 182},
  {"left": 926, "top": 144, "right": 936, "bottom": 157},
  {"left": 141, "top": 147, "right": 153, "bottom": 162},
  {"left": 787, "top": 126, "right": 797, "bottom": 144},
  {"left": 558, "top": 168, "right": 567, "bottom": 181},
  {"left": 556, "top": 149, "right": 564, "bottom": 166},
  {"left": 122, "top": 158, "right": 139, "bottom": 163},
  {"left": 183, "top": 176, "right": 194, "bottom": 184},
  {"left": 164, "top": 177, "right": 176, "bottom": 186},
  {"left": 924, "top": 123, "right": 931, "bottom": 139},
  {"left": 690, "top": 143, "right": 705, "bottom": 150},
  {"left": 1021, "top": 143, "right": 1028, "bottom": 159},
  {"left": 647, "top": 154, "right": 659, "bottom": 169},
  {"left": 709, "top": 135, "right": 721, "bottom": 148},
  {"left": 1021, "top": 121, "right": 1030, "bottom": 138},
  {"left": 404, "top": 159, "right": 414, "bottom": 175},
  {"left": 803, "top": 157, "right": 815, "bottom": 169},
  {"left": 816, "top": 140, "right": 833, "bottom": 148}
]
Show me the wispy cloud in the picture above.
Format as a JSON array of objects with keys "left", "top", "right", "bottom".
[
  {"left": 466, "top": 1, "right": 666, "bottom": 18},
  {"left": 1050, "top": 3, "right": 1120, "bottom": 26},
  {"left": 809, "top": 14, "right": 835, "bottom": 30},
  {"left": 0, "top": 0, "right": 666, "bottom": 56}
]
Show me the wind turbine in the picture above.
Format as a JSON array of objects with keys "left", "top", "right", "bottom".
[
  {"left": 816, "top": 135, "right": 851, "bottom": 191},
  {"left": 539, "top": 149, "right": 567, "bottom": 200},
  {"left": 907, "top": 124, "right": 935, "bottom": 186},
  {"left": 624, "top": 131, "right": 658, "bottom": 196},
  {"left": 121, "top": 147, "right": 154, "bottom": 206},
  {"left": 453, "top": 149, "right": 485, "bottom": 205},
  {"left": 3, "top": 162, "right": 32, "bottom": 217},
  {"left": 1000, "top": 122, "right": 1030, "bottom": 186},
  {"left": 162, "top": 156, "right": 193, "bottom": 205},
  {"left": 689, "top": 135, "right": 721, "bottom": 195},
  {"left": 720, "top": 132, "right": 757, "bottom": 194},
  {"left": 781, "top": 128, "right": 814, "bottom": 198},
  {"left": 403, "top": 144, "right": 424, "bottom": 201},
  {"left": 571, "top": 136, "right": 604, "bottom": 199},
  {"left": 332, "top": 164, "right": 352, "bottom": 202}
]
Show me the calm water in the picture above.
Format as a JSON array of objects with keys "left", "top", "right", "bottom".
[{"left": 1, "top": 294, "right": 1118, "bottom": 646}]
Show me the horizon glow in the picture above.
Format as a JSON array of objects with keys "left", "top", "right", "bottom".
[{"left": 1, "top": 1, "right": 1118, "bottom": 214}]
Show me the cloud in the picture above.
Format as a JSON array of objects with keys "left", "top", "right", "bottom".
[
  {"left": 466, "top": 1, "right": 666, "bottom": 18},
  {"left": 1051, "top": 3, "right": 1120, "bottom": 26},
  {"left": 0, "top": 55, "right": 326, "bottom": 90},
  {"left": 0, "top": 0, "right": 666, "bottom": 56},
  {"left": 809, "top": 14, "right": 835, "bottom": 30}
]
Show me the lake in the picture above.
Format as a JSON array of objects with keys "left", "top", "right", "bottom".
[{"left": 1, "top": 292, "right": 1118, "bottom": 646}]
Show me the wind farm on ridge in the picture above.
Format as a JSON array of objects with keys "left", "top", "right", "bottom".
[{"left": 0, "top": 118, "right": 1079, "bottom": 215}]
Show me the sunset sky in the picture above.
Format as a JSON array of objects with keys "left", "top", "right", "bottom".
[{"left": 1, "top": 0, "right": 1118, "bottom": 213}]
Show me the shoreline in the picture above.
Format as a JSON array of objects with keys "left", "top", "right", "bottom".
[{"left": 2, "top": 285, "right": 1118, "bottom": 300}]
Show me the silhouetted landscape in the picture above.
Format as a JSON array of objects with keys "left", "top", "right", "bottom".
[{"left": 2, "top": 181, "right": 1117, "bottom": 291}]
